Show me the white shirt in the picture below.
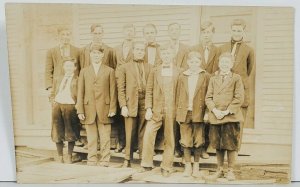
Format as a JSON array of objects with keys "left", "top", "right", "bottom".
[
  {"left": 161, "top": 63, "right": 173, "bottom": 77},
  {"left": 92, "top": 62, "right": 101, "bottom": 75},
  {"left": 147, "top": 47, "right": 156, "bottom": 65},
  {"left": 59, "top": 44, "right": 70, "bottom": 57},
  {"left": 170, "top": 40, "right": 180, "bottom": 55},
  {"left": 122, "top": 41, "right": 132, "bottom": 59},
  {"left": 55, "top": 74, "right": 75, "bottom": 104},
  {"left": 188, "top": 73, "right": 199, "bottom": 111}
]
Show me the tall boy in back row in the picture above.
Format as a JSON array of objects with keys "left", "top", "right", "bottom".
[{"left": 217, "top": 19, "right": 255, "bottom": 147}]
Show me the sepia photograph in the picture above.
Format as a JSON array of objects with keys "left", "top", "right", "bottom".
[{"left": 5, "top": 3, "right": 294, "bottom": 184}]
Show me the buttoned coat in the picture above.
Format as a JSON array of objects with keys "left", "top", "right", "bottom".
[
  {"left": 145, "top": 65, "right": 182, "bottom": 122},
  {"left": 77, "top": 64, "right": 117, "bottom": 125},
  {"left": 117, "top": 61, "right": 152, "bottom": 117},
  {"left": 205, "top": 71, "right": 244, "bottom": 125}
]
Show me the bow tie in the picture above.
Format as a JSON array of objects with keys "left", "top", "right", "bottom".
[
  {"left": 162, "top": 65, "right": 171, "bottom": 68},
  {"left": 134, "top": 59, "right": 144, "bottom": 63}
]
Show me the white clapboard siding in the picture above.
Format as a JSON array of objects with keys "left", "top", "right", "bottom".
[
  {"left": 5, "top": 4, "right": 29, "bottom": 129},
  {"left": 255, "top": 7, "right": 294, "bottom": 131},
  {"left": 73, "top": 4, "right": 200, "bottom": 48}
]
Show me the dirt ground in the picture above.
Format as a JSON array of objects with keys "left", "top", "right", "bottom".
[{"left": 15, "top": 146, "right": 290, "bottom": 184}]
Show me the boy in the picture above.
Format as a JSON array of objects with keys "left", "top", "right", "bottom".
[
  {"left": 117, "top": 41, "right": 152, "bottom": 167},
  {"left": 140, "top": 46, "right": 182, "bottom": 177},
  {"left": 218, "top": 19, "right": 255, "bottom": 145},
  {"left": 77, "top": 44, "right": 117, "bottom": 167},
  {"left": 205, "top": 52, "right": 244, "bottom": 181},
  {"left": 80, "top": 24, "right": 116, "bottom": 69},
  {"left": 113, "top": 23, "right": 136, "bottom": 153},
  {"left": 50, "top": 58, "right": 80, "bottom": 164},
  {"left": 189, "top": 20, "right": 219, "bottom": 159},
  {"left": 176, "top": 52, "right": 210, "bottom": 177}
]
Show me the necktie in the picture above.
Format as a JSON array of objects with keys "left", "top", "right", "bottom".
[
  {"left": 60, "top": 77, "right": 70, "bottom": 92},
  {"left": 147, "top": 43, "right": 156, "bottom": 47},
  {"left": 204, "top": 46, "right": 209, "bottom": 64}
]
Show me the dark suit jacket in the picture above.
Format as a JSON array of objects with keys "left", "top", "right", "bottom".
[
  {"left": 190, "top": 44, "right": 219, "bottom": 74},
  {"left": 205, "top": 71, "right": 244, "bottom": 124},
  {"left": 50, "top": 75, "right": 78, "bottom": 102},
  {"left": 80, "top": 43, "right": 117, "bottom": 70},
  {"left": 176, "top": 70, "right": 210, "bottom": 123},
  {"left": 45, "top": 45, "right": 81, "bottom": 90},
  {"left": 77, "top": 64, "right": 117, "bottom": 125},
  {"left": 117, "top": 61, "right": 152, "bottom": 117},
  {"left": 145, "top": 66, "right": 182, "bottom": 122},
  {"left": 218, "top": 42, "right": 255, "bottom": 107}
]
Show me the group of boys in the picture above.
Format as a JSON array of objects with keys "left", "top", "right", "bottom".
[{"left": 45, "top": 18, "right": 254, "bottom": 181}]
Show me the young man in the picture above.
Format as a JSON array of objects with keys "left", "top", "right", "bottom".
[
  {"left": 117, "top": 41, "right": 152, "bottom": 167},
  {"left": 50, "top": 58, "right": 80, "bottom": 164},
  {"left": 205, "top": 52, "right": 244, "bottom": 181},
  {"left": 77, "top": 44, "right": 117, "bottom": 167},
  {"left": 143, "top": 23, "right": 161, "bottom": 66},
  {"left": 165, "top": 22, "right": 190, "bottom": 69},
  {"left": 189, "top": 21, "right": 220, "bottom": 159},
  {"left": 140, "top": 46, "right": 182, "bottom": 177},
  {"left": 45, "top": 26, "right": 81, "bottom": 98},
  {"left": 80, "top": 24, "right": 116, "bottom": 69},
  {"left": 218, "top": 19, "right": 255, "bottom": 147},
  {"left": 113, "top": 23, "right": 136, "bottom": 153},
  {"left": 176, "top": 52, "right": 210, "bottom": 177}
]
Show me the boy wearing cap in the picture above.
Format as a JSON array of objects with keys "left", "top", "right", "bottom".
[
  {"left": 176, "top": 51, "right": 210, "bottom": 177},
  {"left": 117, "top": 41, "right": 152, "bottom": 168},
  {"left": 77, "top": 44, "right": 117, "bottom": 167},
  {"left": 80, "top": 24, "right": 116, "bottom": 69},
  {"left": 205, "top": 52, "right": 244, "bottom": 181},
  {"left": 50, "top": 58, "right": 80, "bottom": 164},
  {"left": 140, "top": 46, "right": 182, "bottom": 177}
]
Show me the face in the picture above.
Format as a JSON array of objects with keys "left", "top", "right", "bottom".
[
  {"left": 63, "top": 61, "right": 76, "bottom": 74},
  {"left": 160, "top": 49, "right": 174, "bottom": 65},
  {"left": 90, "top": 50, "right": 104, "bottom": 64},
  {"left": 218, "top": 57, "right": 233, "bottom": 73},
  {"left": 231, "top": 25, "right": 245, "bottom": 41},
  {"left": 123, "top": 26, "right": 135, "bottom": 41},
  {"left": 133, "top": 43, "right": 146, "bottom": 60},
  {"left": 200, "top": 26, "right": 214, "bottom": 43},
  {"left": 143, "top": 26, "right": 157, "bottom": 43},
  {"left": 91, "top": 26, "right": 104, "bottom": 43},
  {"left": 168, "top": 24, "right": 181, "bottom": 40},
  {"left": 59, "top": 30, "right": 71, "bottom": 45},
  {"left": 187, "top": 57, "right": 201, "bottom": 71}
]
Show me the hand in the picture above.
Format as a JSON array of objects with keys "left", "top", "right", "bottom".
[
  {"left": 121, "top": 106, "right": 129, "bottom": 117},
  {"left": 145, "top": 108, "right": 153, "bottom": 121},
  {"left": 212, "top": 108, "right": 225, "bottom": 120},
  {"left": 204, "top": 112, "right": 209, "bottom": 122},
  {"left": 78, "top": 114, "right": 86, "bottom": 120},
  {"left": 221, "top": 110, "right": 230, "bottom": 116},
  {"left": 108, "top": 112, "right": 116, "bottom": 117}
]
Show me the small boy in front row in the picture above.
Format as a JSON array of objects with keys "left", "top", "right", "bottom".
[
  {"left": 205, "top": 52, "right": 244, "bottom": 181},
  {"left": 50, "top": 58, "right": 80, "bottom": 164},
  {"left": 176, "top": 52, "right": 210, "bottom": 177}
]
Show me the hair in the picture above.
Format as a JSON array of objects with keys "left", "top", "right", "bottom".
[
  {"left": 231, "top": 19, "right": 246, "bottom": 29},
  {"left": 200, "top": 20, "right": 215, "bottom": 33},
  {"left": 90, "top": 24, "right": 103, "bottom": 33},
  {"left": 123, "top": 23, "right": 135, "bottom": 31},
  {"left": 219, "top": 52, "right": 234, "bottom": 62},
  {"left": 187, "top": 51, "right": 202, "bottom": 61},
  {"left": 168, "top": 22, "right": 181, "bottom": 30},
  {"left": 62, "top": 57, "right": 76, "bottom": 66},
  {"left": 57, "top": 26, "right": 70, "bottom": 34},
  {"left": 90, "top": 43, "right": 104, "bottom": 53},
  {"left": 143, "top": 23, "right": 157, "bottom": 33}
]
